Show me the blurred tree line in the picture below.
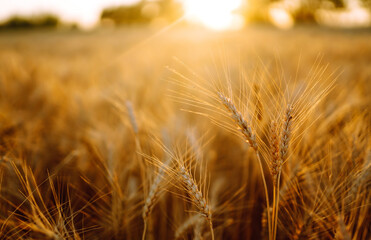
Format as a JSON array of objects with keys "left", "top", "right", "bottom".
[
  {"left": 0, "top": 0, "right": 369, "bottom": 30},
  {"left": 101, "top": 0, "right": 371, "bottom": 26},
  {"left": 241, "top": 0, "right": 371, "bottom": 23},
  {"left": 100, "top": 0, "right": 183, "bottom": 26},
  {"left": 0, "top": 14, "right": 61, "bottom": 30}
]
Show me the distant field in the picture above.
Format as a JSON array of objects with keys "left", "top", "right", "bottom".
[{"left": 0, "top": 27, "right": 370, "bottom": 239}]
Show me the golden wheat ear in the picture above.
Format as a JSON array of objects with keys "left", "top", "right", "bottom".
[
  {"left": 269, "top": 104, "right": 294, "bottom": 185},
  {"left": 269, "top": 120, "right": 280, "bottom": 186},
  {"left": 145, "top": 134, "right": 215, "bottom": 240},
  {"left": 280, "top": 104, "right": 293, "bottom": 165},
  {"left": 175, "top": 213, "right": 202, "bottom": 239},
  {"left": 142, "top": 154, "right": 171, "bottom": 240},
  {"left": 217, "top": 92, "right": 257, "bottom": 151},
  {"left": 177, "top": 163, "right": 214, "bottom": 240},
  {"left": 125, "top": 100, "right": 139, "bottom": 135}
]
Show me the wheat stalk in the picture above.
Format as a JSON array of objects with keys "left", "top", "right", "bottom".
[
  {"left": 272, "top": 104, "right": 293, "bottom": 240},
  {"left": 217, "top": 91, "right": 272, "bottom": 239}
]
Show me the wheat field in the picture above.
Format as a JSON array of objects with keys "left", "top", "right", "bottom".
[{"left": 0, "top": 27, "right": 370, "bottom": 239}]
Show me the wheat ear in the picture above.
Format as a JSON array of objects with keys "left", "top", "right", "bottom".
[
  {"left": 336, "top": 215, "right": 351, "bottom": 240},
  {"left": 269, "top": 121, "right": 280, "bottom": 186},
  {"left": 143, "top": 156, "right": 171, "bottom": 219},
  {"left": 142, "top": 156, "right": 171, "bottom": 240},
  {"left": 178, "top": 165, "right": 214, "bottom": 240},
  {"left": 217, "top": 92, "right": 271, "bottom": 240},
  {"left": 272, "top": 104, "right": 293, "bottom": 240},
  {"left": 125, "top": 100, "right": 138, "bottom": 134},
  {"left": 280, "top": 104, "right": 293, "bottom": 163},
  {"left": 217, "top": 92, "right": 257, "bottom": 150},
  {"left": 175, "top": 214, "right": 202, "bottom": 239},
  {"left": 193, "top": 217, "right": 205, "bottom": 240}
]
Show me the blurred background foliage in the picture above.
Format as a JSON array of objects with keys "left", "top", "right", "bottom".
[
  {"left": 0, "top": 0, "right": 370, "bottom": 30},
  {"left": 0, "top": 14, "right": 61, "bottom": 30},
  {"left": 100, "top": 0, "right": 183, "bottom": 26}
]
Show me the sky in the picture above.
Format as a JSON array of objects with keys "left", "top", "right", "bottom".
[{"left": 0, "top": 0, "right": 141, "bottom": 28}]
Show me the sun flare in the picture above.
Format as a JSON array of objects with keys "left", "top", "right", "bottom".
[{"left": 183, "top": 0, "right": 244, "bottom": 30}]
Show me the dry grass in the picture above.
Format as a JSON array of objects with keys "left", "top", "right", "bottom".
[{"left": 0, "top": 27, "right": 370, "bottom": 239}]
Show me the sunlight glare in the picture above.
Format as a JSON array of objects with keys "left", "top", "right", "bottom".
[
  {"left": 268, "top": 6, "right": 294, "bottom": 30},
  {"left": 183, "top": 0, "right": 244, "bottom": 30}
]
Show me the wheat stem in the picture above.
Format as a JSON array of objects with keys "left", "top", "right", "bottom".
[
  {"left": 142, "top": 221, "right": 147, "bottom": 240},
  {"left": 209, "top": 221, "right": 215, "bottom": 240},
  {"left": 272, "top": 104, "right": 293, "bottom": 240},
  {"left": 273, "top": 169, "right": 282, "bottom": 240},
  {"left": 256, "top": 152, "right": 272, "bottom": 240}
]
